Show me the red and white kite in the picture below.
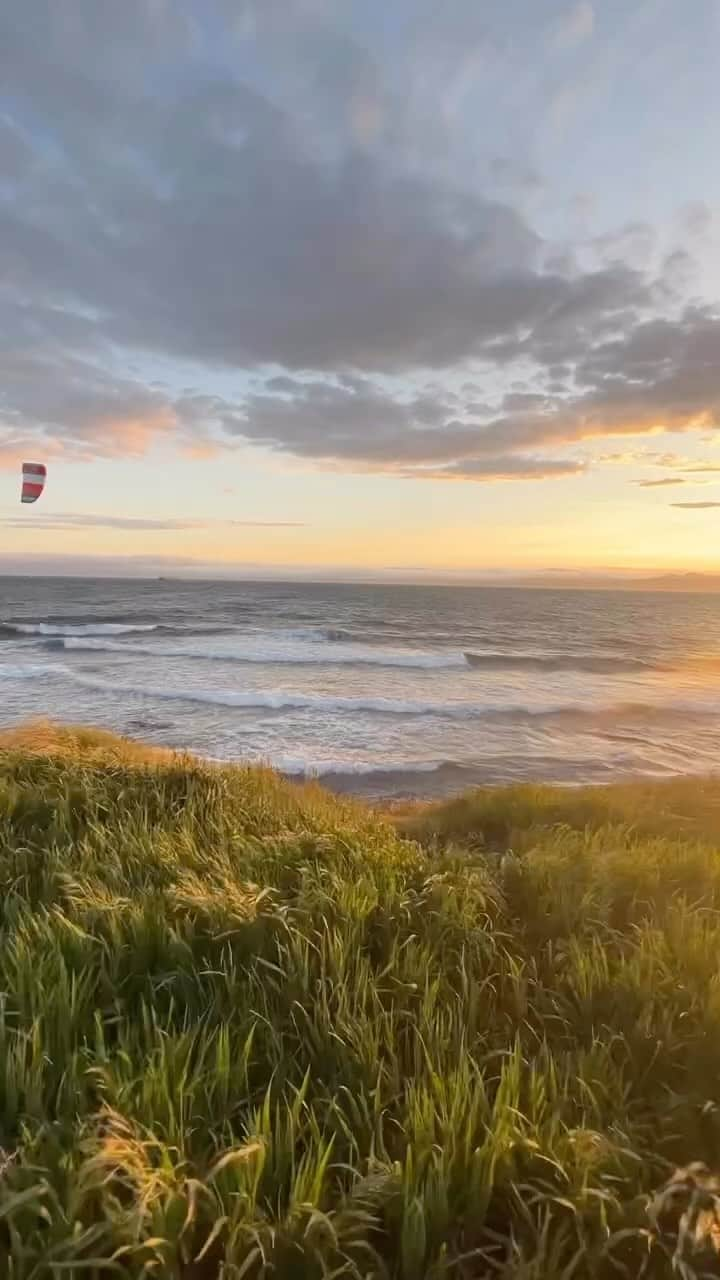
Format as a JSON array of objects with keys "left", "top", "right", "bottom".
[{"left": 21, "top": 462, "right": 47, "bottom": 504}]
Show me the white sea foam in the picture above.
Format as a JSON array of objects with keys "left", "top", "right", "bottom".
[
  {"left": 21, "top": 666, "right": 720, "bottom": 724},
  {"left": 58, "top": 635, "right": 466, "bottom": 669},
  {"left": 266, "top": 755, "right": 447, "bottom": 777},
  {"left": 60, "top": 672, "right": 480, "bottom": 716},
  {"left": 0, "top": 662, "right": 61, "bottom": 679},
  {"left": 6, "top": 622, "right": 158, "bottom": 637}
]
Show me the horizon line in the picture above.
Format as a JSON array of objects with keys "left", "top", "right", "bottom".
[{"left": 2, "top": 566, "right": 720, "bottom": 592}]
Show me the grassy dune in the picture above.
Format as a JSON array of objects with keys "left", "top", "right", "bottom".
[{"left": 1, "top": 725, "right": 720, "bottom": 1276}]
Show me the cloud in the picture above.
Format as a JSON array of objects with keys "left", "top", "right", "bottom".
[
  {"left": 231, "top": 377, "right": 586, "bottom": 478},
  {"left": 407, "top": 457, "right": 586, "bottom": 481},
  {"left": 0, "top": 0, "right": 714, "bottom": 491},
  {"left": 0, "top": 343, "right": 179, "bottom": 464},
  {"left": 591, "top": 222, "right": 655, "bottom": 271},
  {"left": 0, "top": 2, "right": 658, "bottom": 381},
  {"left": 0, "top": 115, "right": 32, "bottom": 180},
  {"left": 552, "top": 2, "right": 595, "bottom": 50},
  {"left": 0, "top": 513, "right": 305, "bottom": 531},
  {"left": 605, "top": 452, "right": 720, "bottom": 472},
  {"left": 1, "top": 103, "right": 650, "bottom": 376},
  {"left": 675, "top": 463, "right": 720, "bottom": 473},
  {"left": 226, "top": 301, "right": 720, "bottom": 475},
  {"left": 5, "top": 297, "right": 720, "bottom": 483},
  {"left": 671, "top": 503, "right": 720, "bottom": 510},
  {"left": 637, "top": 477, "right": 689, "bottom": 487},
  {"left": 678, "top": 202, "right": 713, "bottom": 240}
]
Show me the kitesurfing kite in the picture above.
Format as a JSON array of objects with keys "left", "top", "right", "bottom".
[{"left": 21, "top": 462, "right": 46, "bottom": 504}]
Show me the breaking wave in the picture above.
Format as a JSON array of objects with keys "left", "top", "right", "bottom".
[
  {"left": 1, "top": 621, "right": 160, "bottom": 638},
  {"left": 56, "top": 636, "right": 467, "bottom": 669},
  {"left": 268, "top": 756, "right": 448, "bottom": 777},
  {"left": 9, "top": 662, "right": 720, "bottom": 725},
  {"left": 5, "top": 625, "right": 681, "bottom": 675},
  {"left": 35, "top": 635, "right": 668, "bottom": 674},
  {"left": 463, "top": 651, "right": 661, "bottom": 674},
  {"left": 54, "top": 673, "right": 486, "bottom": 716}
]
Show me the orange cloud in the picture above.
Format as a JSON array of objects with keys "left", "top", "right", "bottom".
[
  {"left": 0, "top": 437, "right": 64, "bottom": 471},
  {"left": 80, "top": 407, "right": 177, "bottom": 456}
]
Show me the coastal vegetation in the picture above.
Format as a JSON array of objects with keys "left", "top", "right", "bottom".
[{"left": 1, "top": 724, "right": 719, "bottom": 1277}]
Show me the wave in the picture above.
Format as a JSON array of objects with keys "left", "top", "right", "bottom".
[
  {"left": 57, "top": 673, "right": 484, "bottom": 716},
  {"left": 2, "top": 619, "right": 672, "bottom": 676},
  {"left": 285, "top": 626, "right": 388, "bottom": 645},
  {"left": 50, "top": 636, "right": 677, "bottom": 675},
  {"left": 12, "top": 664, "right": 720, "bottom": 725},
  {"left": 1, "top": 621, "right": 237, "bottom": 641},
  {"left": 323, "top": 628, "right": 356, "bottom": 642},
  {"left": 1, "top": 621, "right": 160, "bottom": 638},
  {"left": 273, "top": 752, "right": 690, "bottom": 792},
  {"left": 5, "top": 660, "right": 720, "bottom": 728},
  {"left": 269, "top": 756, "right": 449, "bottom": 778},
  {"left": 188, "top": 749, "right": 457, "bottom": 780},
  {"left": 463, "top": 651, "right": 661, "bottom": 674},
  {"left": 270, "top": 755, "right": 608, "bottom": 787},
  {"left": 0, "top": 662, "right": 62, "bottom": 680},
  {"left": 0, "top": 663, "right": 491, "bottom": 715},
  {"left": 54, "top": 636, "right": 466, "bottom": 670}
]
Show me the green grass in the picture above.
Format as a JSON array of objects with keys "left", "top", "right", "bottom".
[{"left": 1, "top": 725, "right": 720, "bottom": 1276}]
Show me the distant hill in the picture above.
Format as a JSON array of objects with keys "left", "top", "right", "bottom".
[
  {"left": 468, "top": 571, "right": 720, "bottom": 592},
  {"left": 633, "top": 572, "right": 720, "bottom": 592}
]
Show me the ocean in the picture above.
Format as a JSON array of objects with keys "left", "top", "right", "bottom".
[{"left": 2, "top": 576, "right": 720, "bottom": 799}]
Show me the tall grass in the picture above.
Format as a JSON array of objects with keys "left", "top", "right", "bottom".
[{"left": 1, "top": 725, "right": 720, "bottom": 1276}]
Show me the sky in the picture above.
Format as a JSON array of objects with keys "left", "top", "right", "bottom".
[{"left": 3, "top": 0, "right": 720, "bottom": 578}]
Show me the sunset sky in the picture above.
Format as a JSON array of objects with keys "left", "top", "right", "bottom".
[{"left": 3, "top": 0, "right": 720, "bottom": 577}]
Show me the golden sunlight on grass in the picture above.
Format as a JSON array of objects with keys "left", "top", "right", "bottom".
[{"left": 2, "top": 725, "right": 720, "bottom": 1275}]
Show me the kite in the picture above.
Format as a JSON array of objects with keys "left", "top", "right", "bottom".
[{"left": 21, "top": 462, "right": 46, "bottom": 504}]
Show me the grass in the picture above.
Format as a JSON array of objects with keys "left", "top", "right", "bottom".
[{"left": 1, "top": 724, "right": 720, "bottom": 1276}]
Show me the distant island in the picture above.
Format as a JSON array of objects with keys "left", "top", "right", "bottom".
[{"left": 479, "top": 571, "right": 720, "bottom": 592}]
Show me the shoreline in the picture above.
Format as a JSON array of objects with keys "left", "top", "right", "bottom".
[
  {"left": 6, "top": 715, "right": 718, "bottom": 803},
  {"left": 3, "top": 716, "right": 719, "bottom": 803}
]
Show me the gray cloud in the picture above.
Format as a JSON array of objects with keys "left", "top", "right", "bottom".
[
  {"left": 0, "top": 2, "right": 658, "bottom": 376},
  {"left": 637, "top": 477, "right": 689, "bottom": 487},
  {"left": 227, "top": 301, "right": 720, "bottom": 473},
  {"left": 3, "top": 112, "right": 648, "bottom": 375},
  {"left": 590, "top": 221, "right": 656, "bottom": 272},
  {"left": 551, "top": 2, "right": 595, "bottom": 51},
  {"left": 679, "top": 202, "right": 713, "bottom": 240},
  {"left": 0, "top": 0, "right": 714, "bottom": 488},
  {"left": 0, "top": 513, "right": 304, "bottom": 530},
  {"left": 0, "top": 115, "right": 32, "bottom": 180},
  {"left": 671, "top": 503, "right": 720, "bottom": 510},
  {"left": 231, "top": 378, "right": 585, "bottom": 477},
  {"left": 0, "top": 348, "right": 176, "bottom": 461}
]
